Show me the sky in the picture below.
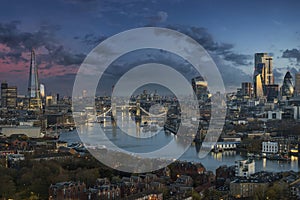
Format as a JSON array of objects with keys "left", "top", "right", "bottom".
[{"left": 0, "top": 0, "right": 300, "bottom": 96}]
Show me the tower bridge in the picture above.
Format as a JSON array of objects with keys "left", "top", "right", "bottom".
[{"left": 95, "top": 103, "right": 168, "bottom": 121}]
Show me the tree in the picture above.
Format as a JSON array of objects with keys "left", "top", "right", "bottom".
[
  {"left": 201, "top": 189, "right": 222, "bottom": 200},
  {"left": 253, "top": 186, "right": 266, "bottom": 200},
  {"left": 28, "top": 192, "right": 39, "bottom": 200},
  {"left": 266, "top": 182, "right": 289, "bottom": 200},
  {"left": 0, "top": 175, "right": 16, "bottom": 199},
  {"left": 192, "top": 191, "right": 201, "bottom": 200}
]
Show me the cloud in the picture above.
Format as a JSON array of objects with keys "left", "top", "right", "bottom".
[
  {"left": 210, "top": 54, "right": 252, "bottom": 90},
  {"left": 0, "top": 19, "right": 253, "bottom": 94},
  {"left": 0, "top": 21, "right": 58, "bottom": 50},
  {"left": 95, "top": 47, "right": 251, "bottom": 94},
  {"left": 222, "top": 53, "right": 252, "bottom": 66},
  {"left": 0, "top": 21, "right": 85, "bottom": 67},
  {"left": 288, "top": 67, "right": 299, "bottom": 75},
  {"left": 74, "top": 33, "right": 107, "bottom": 46},
  {"left": 282, "top": 48, "right": 300, "bottom": 62},
  {"left": 166, "top": 25, "right": 252, "bottom": 66},
  {"left": 273, "top": 68, "right": 283, "bottom": 83},
  {"left": 9, "top": 69, "right": 23, "bottom": 73},
  {"left": 148, "top": 11, "right": 168, "bottom": 24},
  {"left": 42, "top": 73, "right": 76, "bottom": 95},
  {"left": 0, "top": 21, "right": 85, "bottom": 94},
  {"left": 273, "top": 67, "right": 299, "bottom": 85},
  {"left": 38, "top": 45, "right": 86, "bottom": 66},
  {"left": 55, "top": 50, "right": 85, "bottom": 66},
  {"left": 64, "top": 0, "right": 97, "bottom": 3}
]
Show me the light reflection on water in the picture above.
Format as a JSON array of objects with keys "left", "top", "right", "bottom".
[{"left": 60, "top": 126, "right": 299, "bottom": 173}]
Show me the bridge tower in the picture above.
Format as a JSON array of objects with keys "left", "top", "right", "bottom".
[
  {"left": 135, "top": 100, "right": 141, "bottom": 121},
  {"left": 111, "top": 102, "right": 117, "bottom": 122}
]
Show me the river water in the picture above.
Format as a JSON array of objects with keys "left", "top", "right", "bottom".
[{"left": 59, "top": 122, "right": 299, "bottom": 173}]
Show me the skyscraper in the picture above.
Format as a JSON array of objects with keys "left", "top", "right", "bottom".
[
  {"left": 253, "top": 53, "right": 274, "bottom": 98},
  {"left": 1, "top": 82, "right": 17, "bottom": 110},
  {"left": 294, "top": 72, "right": 300, "bottom": 97},
  {"left": 265, "top": 84, "right": 279, "bottom": 102},
  {"left": 40, "top": 84, "right": 45, "bottom": 99},
  {"left": 28, "top": 49, "right": 42, "bottom": 111},
  {"left": 281, "top": 71, "right": 294, "bottom": 99},
  {"left": 254, "top": 74, "right": 264, "bottom": 98},
  {"left": 192, "top": 76, "right": 209, "bottom": 102},
  {"left": 241, "top": 82, "right": 252, "bottom": 97}
]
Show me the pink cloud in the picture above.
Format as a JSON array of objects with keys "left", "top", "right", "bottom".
[
  {"left": 0, "top": 44, "right": 79, "bottom": 94},
  {"left": 0, "top": 45, "right": 79, "bottom": 78}
]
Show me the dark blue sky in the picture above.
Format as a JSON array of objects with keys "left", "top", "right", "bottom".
[{"left": 0, "top": 0, "right": 300, "bottom": 95}]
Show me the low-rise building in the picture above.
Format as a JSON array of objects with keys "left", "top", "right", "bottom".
[
  {"left": 235, "top": 159, "right": 255, "bottom": 177},
  {"left": 216, "top": 165, "right": 235, "bottom": 189},
  {"left": 7, "top": 153, "right": 25, "bottom": 168},
  {"left": 49, "top": 181, "right": 86, "bottom": 200},
  {"left": 262, "top": 141, "right": 278, "bottom": 154},
  {"left": 230, "top": 179, "right": 268, "bottom": 199},
  {"left": 290, "top": 178, "right": 300, "bottom": 199},
  {"left": 268, "top": 110, "right": 282, "bottom": 120},
  {"left": 0, "top": 125, "right": 42, "bottom": 138},
  {"left": 212, "top": 142, "right": 239, "bottom": 152}
]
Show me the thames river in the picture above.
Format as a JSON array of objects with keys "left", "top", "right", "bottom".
[{"left": 60, "top": 123, "right": 299, "bottom": 173}]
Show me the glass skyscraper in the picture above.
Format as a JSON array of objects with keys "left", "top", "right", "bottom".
[
  {"left": 281, "top": 71, "right": 294, "bottom": 98},
  {"left": 28, "top": 49, "right": 42, "bottom": 111},
  {"left": 253, "top": 53, "right": 274, "bottom": 98}
]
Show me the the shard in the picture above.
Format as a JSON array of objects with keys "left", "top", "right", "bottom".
[{"left": 28, "top": 49, "right": 42, "bottom": 110}]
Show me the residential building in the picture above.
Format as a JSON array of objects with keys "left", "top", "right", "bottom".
[
  {"left": 235, "top": 159, "right": 255, "bottom": 177},
  {"left": 230, "top": 179, "right": 268, "bottom": 198},
  {"left": 49, "top": 181, "right": 86, "bottom": 200},
  {"left": 290, "top": 178, "right": 300, "bottom": 199}
]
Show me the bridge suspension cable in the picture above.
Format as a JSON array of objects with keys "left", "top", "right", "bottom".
[
  {"left": 96, "top": 106, "right": 167, "bottom": 117},
  {"left": 139, "top": 107, "right": 167, "bottom": 117},
  {"left": 97, "top": 107, "right": 112, "bottom": 117}
]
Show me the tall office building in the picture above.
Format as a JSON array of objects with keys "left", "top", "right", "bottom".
[
  {"left": 46, "top": 93, "right": 58, "bottom": 106},
  {"left": 241, "top": 82, "right": 252, "bottom": 97},
  {"left": 28, "top": 49, "right": 42, "bottom": 111},
  {"left": 40, "top": 84, "right": 45, "bottom": 99},
  {"left": 265, "top": 84, "right": 279, "bottom": 102},
  {"left": 192, "top": 76, "right": 209, "bottom": 102},
  {"left": 254, "top": 74, "right": 264, "bottom": 98},
  {"left": 1, "top": 82, "right": 17, "bottom": 110},
  {"left": 253, "top": 53, "right": 274, "bottom": 98},
  {"left": 1, "top": 82, "right": 7, "bottom": 108},
  {"left": 281, "top": 71, "right": 294, "bottom": 98},
  {"left": 294, "top": 72, "right": 300, "bottom": 97}
]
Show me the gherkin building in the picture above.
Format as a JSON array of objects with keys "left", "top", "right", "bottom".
[{"left": 281, "top": 71, "right": 294, "bottom": 98}]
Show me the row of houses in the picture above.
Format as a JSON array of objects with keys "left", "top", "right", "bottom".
[
  {"left": 48, "top": 173, "right": 193, "bottom": 200},
  {"left": 216, "top": 164, "right": 300, "bottom": 199}
]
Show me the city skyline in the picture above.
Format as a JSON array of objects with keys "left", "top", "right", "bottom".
[
  {"left": 1, "top": 2, "right": 300, "bottom": 199},
  {"left": 1, "top": 49, "right": 299, "bottom": 98},
  {"left": 1, "top": 1, "right": 300, "bottom": 95}
]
